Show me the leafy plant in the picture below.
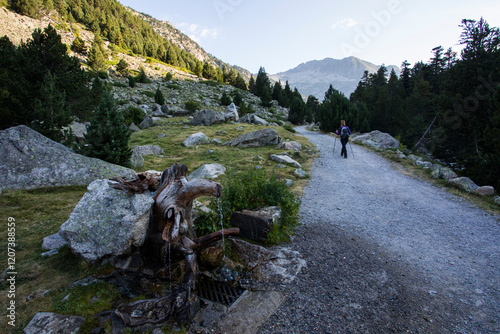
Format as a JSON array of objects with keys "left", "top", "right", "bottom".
[
  {"left": 184, "top": 100, "right": 200, "bottom": 112},
  {"left": 220, "top": 91, "right": 231, "bottom": 106},
  {"left": 196, "top": 169, "right": 301, "bottom": 245}
]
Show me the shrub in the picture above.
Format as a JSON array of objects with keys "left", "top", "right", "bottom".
[
  {"left": 283, "top": 124, "right": 296, "bottom": 133},
  {"left": 220, "top": 91, "right": 231, "bottom": 106},
  {"left": 195, "top": 169, "right": 301, "bottom": 245},
  {"left": 128, "top": 76, "right": 135, "bottom": 88},
  {"left": 116, "top": 59, "right": 128, "bottom": 75},
  {"left": 122, "top": 106, "right": 144, "bottom": 125},
  {"left": 141, "top": 90, "right": 155, "bottom": 98},
  {"left": 155, "top": 86, "right": 165, "bottom": 105},
  {"left": 184, "top": 100, "right": 200, "bottom": 112},
  {"left": 164, "top": 72, "right": 174, "bottom": 81},
  {"left": 231, "top": 90, "right": 243, "bottom": 106}
]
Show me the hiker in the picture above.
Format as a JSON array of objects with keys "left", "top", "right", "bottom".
[{"left": 336, "top": 120, "right": 351, "bottom": 158}]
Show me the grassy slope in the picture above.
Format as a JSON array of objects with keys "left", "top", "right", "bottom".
[{"left": 0, "top": 117, "right": 315, "bottom": 333}]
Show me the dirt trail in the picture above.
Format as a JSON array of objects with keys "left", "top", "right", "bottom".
[{"left": 258, "top": 127, "right": 500, "bottom": 333}]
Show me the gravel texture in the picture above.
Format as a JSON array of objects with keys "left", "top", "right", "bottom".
[{"left": 257, "top": 126, "right": 500, "bottom": 334}]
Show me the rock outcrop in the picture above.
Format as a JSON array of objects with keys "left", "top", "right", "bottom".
[
  {"left": 226, "top": 128, "right": 282, "bottom": 148},
  {"left": 0, "top": 125, "right": 136, "bottom": 191},
  {"left": 24, "top": 312, "right": 85, "bottom": 334},
  {"left": 190, "top": 109, "right": 226, "bottom": 126},
  {"left": 188, "top": 163, "right": 226, "bottom": 179},
  {"left": 59, "top": 179, "right": 154, "bottom": 263},
  {"left": 352, "top": 130, "right": 400, "bottom": 149}
]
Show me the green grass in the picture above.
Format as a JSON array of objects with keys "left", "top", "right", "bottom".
[{"left": 0, "top": 119, "right": 314, "bottom": 333}]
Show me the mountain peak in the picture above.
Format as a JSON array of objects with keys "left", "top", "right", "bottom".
[{"left": 271, "top": 57, "right": 399, "bottom": 98}]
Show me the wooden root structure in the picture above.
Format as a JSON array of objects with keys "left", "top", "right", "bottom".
[{"left": 111, "top": 164, "right": 239, "bottom": 326}]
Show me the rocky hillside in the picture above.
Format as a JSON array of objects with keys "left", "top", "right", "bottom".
[
  {"left": 270, "top": 56, "right": 400, "bottom": 99},
  {"left": 125, "top": 7, "right": 253, "bottom": 82}
]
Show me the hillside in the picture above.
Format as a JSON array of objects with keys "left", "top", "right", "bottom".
[
  {"left": 127, "top": 7, "right": 253, "bottom": 82},
  {"left": 270, "top": 56, "right": 400, "bottom": 99}
]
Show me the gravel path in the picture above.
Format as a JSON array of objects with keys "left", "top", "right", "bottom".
[{"left": 258, "top": 126, "right": 500, "bottom": 334}]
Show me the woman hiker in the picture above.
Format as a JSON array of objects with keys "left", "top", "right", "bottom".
[{"left": 336, "top": 120, "right": 351, "bottom": 158}]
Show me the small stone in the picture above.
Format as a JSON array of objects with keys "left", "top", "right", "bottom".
[{"left": 474, "top": 186, "right": 494, "bottom": 196}]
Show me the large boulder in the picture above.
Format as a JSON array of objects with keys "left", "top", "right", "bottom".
[
  {"left": 227, "top": 128, "right": 282, "bottom": 148},
  {"left": 24, "top": 312, "right": 85, "bottom": 334},
  {"left": 225, "top": 103, "right": 239, "bottom": 122},
  {"left": 59, "top": 179, "right": 154, "bottom": 264},
  {"left": 188, "top": 163, "right": 226, "bottom": 179},
  {"left": 0, "top": 125, "right": 136, "bottom": 191},
  {"left": 238, "top": 113, "right": 268, "bottom": 126},
  {"left": 448, "top": 177, "right": 479, "bottom": 193},
  {"left": 63, "top": 121, "right": 88, "bottom": 143},
  {"left": 190, "top": 109, "right": 226, "bottom": 126},
  {"left": 183, "top": 132, "right": 210, "bottom": 147},
  {"left": 352, "top": 130, "right": 400, "bottom": 149}
]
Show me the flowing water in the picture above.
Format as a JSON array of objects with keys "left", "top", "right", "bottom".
[{"left": 217, "top": 198, "right": 225, "bottom": 261}]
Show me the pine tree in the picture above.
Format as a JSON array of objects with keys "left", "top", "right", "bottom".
[
  {"left": 77, "top": 88, "right": 131, "bottom": 166},
  {"left": 234, "top": 72, "right": 247, "bottom": 90},
  {"left": 88, "top": 35, "right": 107, "bottom": 71},
  {"left": 116, "top": 59, "right": 129, "bottom": 75},
  {"left": 248, "top": 75, "right": 256, "bottom": 94},
  {"left": 220, "top": 91, "right": 231, "bottom": 106},
  {"left": 155, "top": 86, "right": 165, "bottom": 105},
  {"left": 255, "top": 67, "right": 272, "bottom": 107}
]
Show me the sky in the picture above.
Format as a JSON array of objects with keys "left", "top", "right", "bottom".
[{"left": 118, "top": 0, "right": 500, "bottom": 74}]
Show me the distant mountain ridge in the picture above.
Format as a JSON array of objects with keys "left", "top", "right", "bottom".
[{"left": 270, "top": 57, "right": 400, "bottom": 99}]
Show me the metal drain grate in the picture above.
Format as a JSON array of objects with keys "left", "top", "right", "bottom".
[{"left": 196, "top": 276, "right": 246, "bottom": 306}]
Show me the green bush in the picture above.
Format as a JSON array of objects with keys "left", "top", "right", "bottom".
[
  {"left": 141, "top": 90, "right": 155, "bottom": 98},
  {"left": 164, "top": 72, "right": 174, "bottom": 81},
  {"left": 220, "top": 91, "right": 231, "bottom": 106},
  {"left": 155, "top": 86, "right": 165, "bottom": 105},
  {"left": 195, "top": 169, "right": 301, "bottom": 245},
  {"left": 184, "top": 100, "right": 200, "bottom": 112},
  {"left": 122, "top": 106, "right": 144, "bottom": 125},
  {"left": 283, "top": 124, "right": 296, "bottom": 133}
]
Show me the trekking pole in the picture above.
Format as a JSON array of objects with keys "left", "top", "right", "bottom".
[
  {"left": 333, "top": 136, "right": 337, "bottom": 156},
  {"left": 349, "top": 140, "right": 355, "bottom": 159}
]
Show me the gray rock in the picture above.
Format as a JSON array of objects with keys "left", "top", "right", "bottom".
[
  {"left": 285, "top": 179, "right": 293, "bottom": 187},
  {"left": 294, "top": 168, "right": 308, "bottom": 178},
  {"left": 153, "top": 109, "right": 165, "bottom": 117},
  {"left": 64, "top": 121, "right": 88, "bottom": 142},
  {"left": 24, "top": 312, "right": 85, "bottom": 334},
  {"left": 192, "top": 200, "right": 212, "bottom": 225},
  {"left": 190, "top": 109, "right": 226, "bottom": 126},
  {"left": 129, "top": 122, "right": 141, "bottom": 132},
  {"left": 448, "top": 177, "right": 479, "bottom": 193},
  {"left": 252, "top": 115, "right": 268, "bottom": 126},
  {"left": 226, "top": 238, "right": 306, "bottom": 283},
  {"left": 440, "top": 167, "right": 458, "bottom": 180},
  {"left": 431, "top": 169, "right": 441, "bottom": 179},
  {"left": 189, "top": 163, "right": 226, "bottom": 179},
  {"left": 351, "top": 130, "right": 400, "bottom": 149},
  {"left": 407, "top": 154, "right": 422, "bottom": 163},
  {"left": 42, "top": 233, "right": 67, "bottom": 251},
  {"left": 276, "top": 141, "right": 302, "bottom": 152},
  {"left": 474, "top": 186, "right": 495, "bottom": 196},
  {"left": 59, "top": 179, "right": 154, "bottom": 263},
  {"left": 0, "top": 125, "right": 136, "bottom": 191},
  {"left": 130, "top": 153, "right": 144, "bottom": 168},
  {"left": 211, "top": 138, "right": 222, "bottom": 145},
  {"left": 157, "top": 133, "right": 166, "bottom": 139},
  {"left": 270, "top": 154, "right": 301, "bottom": 168},
  {"left": 230, "top": 207, "right": 282, "bottom": 242},
  {"left": 225, "top": 103, "right": 239, "bottom": 122},
  {"left": 132, "top": 145, "right": 164, "bottom": 156},
  {"left": 395, "top": 150, "right": 406, "bottom": 159},
  {"left": 227, "top": 128, "right": 282, "bottom": 148},
  {"left": 161, "top": 104, "right": 170, "bottom": 114},
  {"left": 139, "top": 116, "right": 154, "bottom": 129},
  {"left": 493, "top": 196, "right": 500, "bottom": 206},
  {"left": 416, "top": 160, "right": 433, "bottom": 168},
  {"left": 183, "top": 132, "right": 210, "bottom": 146}
]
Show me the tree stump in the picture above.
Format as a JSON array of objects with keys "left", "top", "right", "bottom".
[{"left": 114, "top": 163, "right": 239, "bottom": 326}]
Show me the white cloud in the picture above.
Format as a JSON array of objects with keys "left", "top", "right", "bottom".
[
  {"left": 178, "top": 23, "right": 219, "bottom": 42},
  {"left": 332, "top": 18, "right": 358, "bottom": 30}
]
